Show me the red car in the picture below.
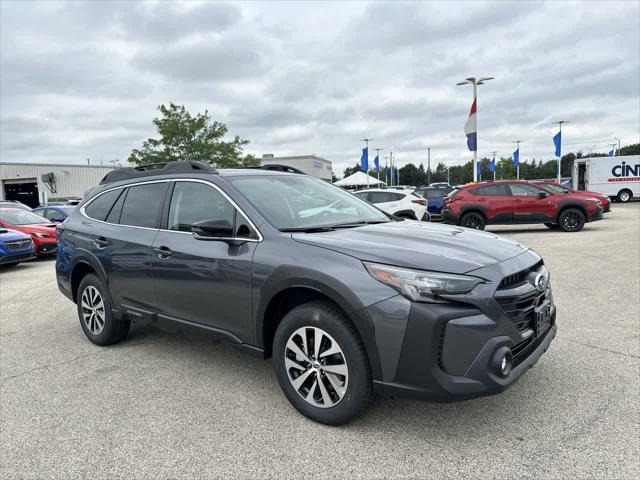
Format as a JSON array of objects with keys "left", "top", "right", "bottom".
[
  {"left": 530, "top": 180, "right": 611, "bottom": 213},
  {"left": 0, "top": 208, "right": 58, "bottom": 255},
  {"left": 442, "top": 180, "right": 603, "bottom": 232}
]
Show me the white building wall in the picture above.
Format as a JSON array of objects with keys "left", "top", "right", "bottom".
[{"left": 0, "top": 162, "right": 115, "bottom": 200}]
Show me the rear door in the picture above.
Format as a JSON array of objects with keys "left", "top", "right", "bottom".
[
  {"left": 151, "top": 179, "right": 258, "bottom": 341},
  {"left": 81, "top": 181, "right": 169, "bottom": 310},
  {"left": 508, "top": 183, "right": 555, "bottom": 223},
  {"left": 468, "top": 184, "right": 512, "bottom": 223}
]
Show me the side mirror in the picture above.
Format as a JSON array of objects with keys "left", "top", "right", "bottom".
[
  {"left": 52, "top": 217, "right": 65, "bottom": 223},
  {"left": 192, "top": 219, "right": 234, "bottom": 239},
  {"left": 538, "top": 192, "right": 547, "bottom": 199}
]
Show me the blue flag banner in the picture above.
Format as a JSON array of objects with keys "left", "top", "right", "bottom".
[
  {"left": 608, "top": 150, "right": 614, "bottom": 157},
  {"left": 360, "top": 147, "right": 369, "bottom": 171},
  {"left": 513, "top": 148, "right": 520, "bottom": 167},
  {"left": 390, "top": 163, "right": 394, "bottom": 181},
  {"left": 553, "top": 131, "right": 562, "bottom": 157},
  {"left": 374, "top": 155, "right": 380, "bottom": 174},
  {"left": 477, "top": 162, "right": 482, "bottom": 175},
  {"left": 397, "top": 167, "right": 400, "bottom": 185},
  {"left": 489, "top": 156, "right": 496, "bottom": 173}
]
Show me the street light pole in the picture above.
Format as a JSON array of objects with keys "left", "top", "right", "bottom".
[
  {"left": 427, "top": 147, "right": 431, "bottom": 186},
  {"left": 553, "top": 120, "right": 568, "bottom": 182},
  {"left": 457, "top": 76, "right": 494, "bottom": 183},
  {"left": 492, "top": 151, "right": 497, "bottom": 181},
  {"left": 614, "top": 137, "right": 621, "bottom": 156},
  {"left": 375, "top": 148, "right": 384, "bottom": 184}
]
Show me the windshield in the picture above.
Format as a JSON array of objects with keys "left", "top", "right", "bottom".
[
  {"left": 537, "top": 183, "right": 568, "bottom": 194},
  {"left": 229, "top": 175, "right": 389, "bottom": 230},
  {"left": 0, "top": 210, "right": 53, "bottom": 225}
]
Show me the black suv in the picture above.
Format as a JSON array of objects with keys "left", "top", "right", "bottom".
[{"left": 56, "top": 161, "right": 556, "bottom": 425}]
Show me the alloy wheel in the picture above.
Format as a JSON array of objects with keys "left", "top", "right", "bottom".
[
  {"left": 562, "top": 211, "right": 580, "bottom": 230},
  {"left": 463, "top": 214, "right": 483, "bottom": 229},
  {"left": 81, "top": 285, "right": 106, "bottom": 335},
  {"left": 284, "top": 326, "right": 348, "bottom": 408}
]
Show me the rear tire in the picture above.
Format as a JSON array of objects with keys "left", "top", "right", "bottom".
[
  {"left": 544, "top": 223, "right": 559, "bottom": 229},
  {"left": 76, "top": 273, "right": 130, "bottom": 346},
  {"left": 272, "top": 300, "right": 373, "bottom": 425},
  {"left": 460, "top": 212, "right": 486, "bottom": 230},
  {"left": 617, "top": 189, "right": 632, "bottom": 203},
  {"left": 558, "top": 208, "right": 586, "bottom": 232}
]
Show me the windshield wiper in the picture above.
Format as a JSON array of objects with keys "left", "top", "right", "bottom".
[{"left": 281, "top": 220, "right": 390, "bottom": 233}]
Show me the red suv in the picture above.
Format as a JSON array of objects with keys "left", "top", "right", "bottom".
[{"left": 442, "top": 181, "right": 603, "bottom": 232}]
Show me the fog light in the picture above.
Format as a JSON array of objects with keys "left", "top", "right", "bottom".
[{"left": 493, "top": 347, "right": 513, "bottom": 377}]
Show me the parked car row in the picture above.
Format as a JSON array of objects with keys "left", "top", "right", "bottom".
[{"left": 0, "top": 209, "right": 58, "bottom": 261}]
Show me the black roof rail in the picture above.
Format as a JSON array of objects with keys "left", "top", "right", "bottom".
[
  {"left": 99, "top": 161, "right": 217, "bottom": 185},
  {"left": 257, "top": 164, "right": 306, "bottom": 175}
]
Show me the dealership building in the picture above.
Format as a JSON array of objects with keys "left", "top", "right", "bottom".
[
  {"left": 0, "top": 162, "right": 115, "bottom": 207},
  {"left": 1, "top": 155, "right": 333, "bottom": 207}
]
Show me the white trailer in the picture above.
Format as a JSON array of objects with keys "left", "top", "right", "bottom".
[{"left": 572, "top": 155, "right": 639, "bottom": 203}]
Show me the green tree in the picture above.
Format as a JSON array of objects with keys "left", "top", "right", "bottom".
[{"left": 128, "top": 103, "right": 258, "bottom": 167}]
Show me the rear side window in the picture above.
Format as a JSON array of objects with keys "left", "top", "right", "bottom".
[
  {"left": 471, "top": 184, "right": 511, "bottom": 196},
  {"left": 119, "top": 183, "right": 167, "bottom": 228},
  {"left": 354, "top": 192, "right": 370, "bottom": 202},
  {"left": 85, "top": 189, "right": 122, "bottom": 221},
  {"left": 368, "top": 192, "right": 392, "bottom": 204},
  {"left": 105, "top": 189, "right": 126, "bottom": 224},
  {"left": 389, "top": 193, "right": 405, "bottom": 201}
]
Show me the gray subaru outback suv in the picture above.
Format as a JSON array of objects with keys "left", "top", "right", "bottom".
[{"left": 56, "top": 161, "right": 556, "bottom": 425}]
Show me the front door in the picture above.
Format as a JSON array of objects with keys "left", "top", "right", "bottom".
[
  {"left": 151, "top": 180, "right": 258, "bottom": 341},
  {"left": 508, "top": 183, "right": 556, "bottom": 223}
]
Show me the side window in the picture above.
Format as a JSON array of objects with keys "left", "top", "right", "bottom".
[
  {"left": 509, "top": 184, "right": 542, "bottom": 197},
  {"left": 105, "top": 189, "right": 126, "bottom": 224},
  {"left": 354, "top": 192, "right": 370, "bottom": 202},
  {"left": 120, "top": 183, "right": 168, "bottom": 228},
  {"left": 368, "top": 192, "right": 391, "bottom": 204},
  {"left": 168, "top": 182, "right": 251, "bottom": 237},
  {"left": 42, "top": 209, "right": 55, "bottom": 220},
  {"left": 389, "top": 193, "right": 405, "bottom": 201},
  {"left": 426, "top": 190, "right": 444, "bottom": 199},
  {"left": 84, "top": 189, "right": 123, "bottom": 221}
]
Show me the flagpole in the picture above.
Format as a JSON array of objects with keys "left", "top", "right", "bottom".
[
  {"left": 375, "top": 148, "right": 384, "bottom": 185},
  {"left": 512, "top": 140, "right": 522, "bottom": 180},
  {"left": 553, "top": 121, "right": 567, "bottom": 182},
  {"left": 360, "top": 138, "right": 373, "bottom": 188},
  {"left": 390, "top": 150, "right": 394, "bottom": 186},
  {"left": 492, "top": 151, "right": 497, "bottom": 181}
]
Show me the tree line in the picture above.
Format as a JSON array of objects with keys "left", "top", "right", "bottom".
[{"left": 343, "top": 143, "right": 640, "bottom": 186}]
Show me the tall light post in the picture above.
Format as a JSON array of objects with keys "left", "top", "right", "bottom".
[
  {"left": 457, "top": 76, "right": 494, "bottom": 182},
  {"left": 614, "top": 137, "right": 621, "bottom": 156},
  {"left": 360, "top": 138, "right": 374, "bottom": 187},
  {"left": 553, "top": 120, "right": 568, "bottom": 182},
  {"left": 389, "top": 150, "right": 394, "bottom": 186},
  {"left": 491, "top": 151, "right": 497, "bottom": 181},
  {"left": 513, "top": 140, "right": 523, "bottom": 179},
  {"left": 427, "top": 147, "right": 431, "bottom": 186},
  {"left": 610, "top": 143, "right": 618, "bottom": 157},
  {"left": 586, "top": 145, "right": 597, "bottom": 159}
]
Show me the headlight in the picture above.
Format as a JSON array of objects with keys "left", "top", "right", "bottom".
[
  {"left": 365, "top": 262, "right": 484, "bottom": 302},
  {"left": 30, "top": 232, "right": 48, "bottom": 238},
  {"left": 587, "top": 198, "right": 600, "bottom": 204}
]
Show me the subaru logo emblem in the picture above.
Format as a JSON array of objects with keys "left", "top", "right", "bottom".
[{"left": 534, "top": 274, "right": 547, "bottom": 292}]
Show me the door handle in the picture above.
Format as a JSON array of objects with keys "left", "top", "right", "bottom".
[
  {"left": 153, "top": 246, "right": 173, "bottom": 258},
  {"left": 514, "top": 199, "right": 522, "bottom": 203},
  {"left": 94, "top": 237, "right": 109, "bottom": 249}
]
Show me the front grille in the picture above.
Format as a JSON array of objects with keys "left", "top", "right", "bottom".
[
  {"left": 4, "top": 239, "right": 32, "bottom": 251},
  {"left": 496, "top": 288, "right": 549, "bottom": 333}
]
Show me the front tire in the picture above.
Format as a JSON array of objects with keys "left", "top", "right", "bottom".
[
  {"left": 558, "top": 208, "right": 586, "bottom": 232},
  {"left": 460, "top": 212, "right": 486, "bottom": 230},
  {"left": 77, "top": 273, "right": 130, "bottom": 346},
  {"left": 617, "top": 189, "right": 632, "bottom": 203},
  {"left": 272, "top": 301, "right": 372, "bottom": 425}
]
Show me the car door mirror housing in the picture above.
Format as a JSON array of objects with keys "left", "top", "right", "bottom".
[
  {"left": 192, "top": 219, "right": 234, "bottom": 239},
  {"left": 538, "top": 192, "right": 547, "bottom": 199}
]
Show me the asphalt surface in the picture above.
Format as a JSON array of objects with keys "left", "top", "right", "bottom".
[{"left": 1, "top": 203, "right": 639, "bottom": 479}]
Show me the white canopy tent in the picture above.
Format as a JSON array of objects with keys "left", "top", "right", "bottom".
[{"left": 334, "top": 171, "right": 385, "bottom": 188}]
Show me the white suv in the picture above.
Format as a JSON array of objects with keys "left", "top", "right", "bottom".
[{"left": 354, "top": 188, "right": 429, "bottom": 221}]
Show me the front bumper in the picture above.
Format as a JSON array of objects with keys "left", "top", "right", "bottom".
[
  {"left": 36, "top": 241, "right": 57, "bottom": 255},
  {"left": 587, "top": 205, "right": 603, "bottom": 222},
  {"left": 0, "top": 251, "right": 36, "bottom": 264},
  {"left": 368, "top": 251, "right": 556, "bottom": 402}
]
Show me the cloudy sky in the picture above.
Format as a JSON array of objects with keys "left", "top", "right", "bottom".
[{"left": 1, "top": 0, "right": 638, "bottom": 176}]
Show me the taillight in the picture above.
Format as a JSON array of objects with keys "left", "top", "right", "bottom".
[{"left": 412, "top": 199, "right": 426, "bottom": 206}]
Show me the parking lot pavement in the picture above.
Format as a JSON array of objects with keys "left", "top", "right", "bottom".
[{"left": 1, "top": 204, "right": 638, "bottom": 479}]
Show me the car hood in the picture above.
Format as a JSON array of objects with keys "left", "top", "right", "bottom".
[
  {"left": 292, "top": 221, "right": 529, "bottom": 274},
  {"left": 7, "top": 223, "right": 57, "bottom": 236},
  {"left": 0, "top": 228, "right": 31, "bottom": 242}
]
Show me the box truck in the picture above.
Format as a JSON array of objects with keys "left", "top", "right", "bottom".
[{"left": 573, "top": 155, "right": 639, "bottom": 202}]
